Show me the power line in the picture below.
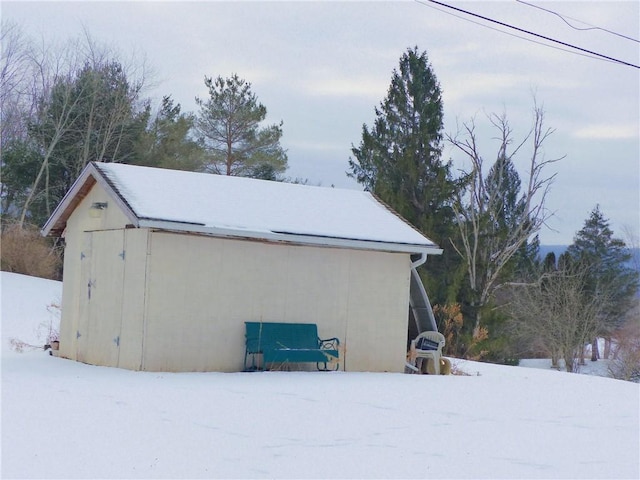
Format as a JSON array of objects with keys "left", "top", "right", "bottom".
[
  {"left": 516, "top": 0, "right": 640, "bottom": 43},
  {"left": 417, "top": 0, "right": 607, "bottom": 64},
  {"left": 416, "top": 0, "right": 640, "bottom": 69}
]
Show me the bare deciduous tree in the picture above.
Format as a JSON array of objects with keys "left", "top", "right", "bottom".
[
  {"left": 4, "top": 31, "right": 85, "bottom": 227},
  {"left": 1, "top": 20, "right": 33, "bottom": 146},
  {"left": 505, "top": 267, "right": 608, "bottom": 373},
  {"left": 608, "top": 303, "right": 640, "bottom": 382},
  {"left": 19, "top": 67, "right": 83, "bottom": 227},
  {"left": 4, "top": 31, "right": 151, "bottom": 227},
  {"left": 447, "top": 103, "right": 563, "bottom": 332}
]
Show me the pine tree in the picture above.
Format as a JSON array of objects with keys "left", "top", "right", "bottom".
[
  {"left": 566, "top": 205, "right": 639, "bottom": 359},
  {"left": 348, "top": 47, "right": 459, "bottom": 303},
  {"left": 194, "top": 74, "right": 287, "bottom": 178}
]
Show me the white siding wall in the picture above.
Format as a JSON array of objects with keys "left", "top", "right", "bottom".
[
  {"left": 59, "top": 184, "right": 413, "bottom": 373},
  {"left": 142, "top": 231, "right": 411, "bottom": 372}
]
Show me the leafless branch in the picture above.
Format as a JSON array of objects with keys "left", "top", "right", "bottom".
[{"left": 446, "top": 103, "right": 561, "bottom": 329}]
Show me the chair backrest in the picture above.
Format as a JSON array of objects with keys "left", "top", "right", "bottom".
[
  {"left": 414, "top": 331, "right": 445, "bottom": 352},
  {"left": 245, "top": 322, "right": 319, "bottom": 353}
]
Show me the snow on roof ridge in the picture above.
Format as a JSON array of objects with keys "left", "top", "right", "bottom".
[
  {"left": 94, "top": 162, "right": 439, "bottom": 250},
  {"left": 96, "top": 161, "right": 362, "bottom": 194}
]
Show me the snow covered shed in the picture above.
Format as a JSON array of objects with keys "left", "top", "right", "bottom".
[{"left": 42, "top": 162, "right": 442, "bottom": 373}]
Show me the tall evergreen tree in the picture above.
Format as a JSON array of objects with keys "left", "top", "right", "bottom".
[
  {"left": 566, "top": 205, "right": 638, "bottom": 359},
  {"left": 485, "top": 154, "right": 525, "bottom": 237},
  {"left": 348, "top": 47, "right": 459, "bottom": 303},
  {"left": 194, "top": 74, "right": 287, "bottom": 178}
]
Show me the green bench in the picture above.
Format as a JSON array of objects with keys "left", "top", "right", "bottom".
[{"left": 244, "top": 322, "right": 340, "bottom": 371}]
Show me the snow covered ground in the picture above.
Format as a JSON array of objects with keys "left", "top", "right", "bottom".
[{"left": 2, "top": 272, "right": 639, "bottom": 479}]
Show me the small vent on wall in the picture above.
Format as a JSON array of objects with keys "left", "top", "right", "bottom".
[{"left": 89, "top": 202, "right": 108, "bottom": 218}]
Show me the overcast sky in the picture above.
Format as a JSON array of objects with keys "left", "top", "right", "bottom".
[{"left": 4, "top": 1, "right": 639, "bottom": 245}]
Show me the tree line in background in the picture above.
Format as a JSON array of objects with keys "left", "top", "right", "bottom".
[
  {"left": 2, "top": 23, "right": 638, "bottom": 378},
  {"left": 348, "top": 46, "right": 638, "bottom": 378},
  {"left": 1, "top": 23, "right": 288, "bottom": 231}
]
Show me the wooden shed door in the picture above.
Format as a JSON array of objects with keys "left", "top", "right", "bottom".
[{"left": 77, "top": 230, "right": 125, "bottom": 367}]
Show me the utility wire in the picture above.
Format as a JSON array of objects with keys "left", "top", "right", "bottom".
[
  {"left": 516, "top": 0, "right": 640, "bottom": 43},
  {"left": 418, "top": 0, "right": 607, "bottom": 64},
  {"left": 416, "top": 0, "right": 640, "bottom": 69}
]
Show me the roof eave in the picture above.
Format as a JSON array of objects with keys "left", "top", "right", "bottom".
[
  {"left": 137, "top": 219, "right": 443, "bottom": 256},
  {"left": 41, "top": 162, "right": 140, "bottom": 237}
]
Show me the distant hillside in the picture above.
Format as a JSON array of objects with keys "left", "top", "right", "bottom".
[{"left": 539, "top": 245, "right": 639, "bottom": 269}]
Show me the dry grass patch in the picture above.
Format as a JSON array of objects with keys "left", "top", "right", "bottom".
[{"left": 1, "top": 223, "right": 61, "bottom": 280}]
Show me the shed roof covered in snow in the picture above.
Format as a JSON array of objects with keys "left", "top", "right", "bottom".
[{"left": 42, "top": 162, "right": 441, "bottom": 256}]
